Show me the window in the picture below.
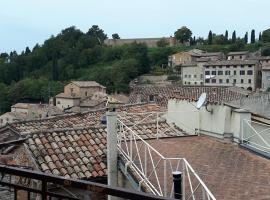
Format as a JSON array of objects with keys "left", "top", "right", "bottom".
[
  {"left": 240, "top": 70, "right": 245, "bottom": 75},
  {"left": 205, "top": 71, "right": 210, "bottom": 75},
  {"left": 200, "top": 82, "right": 203, "bottom": 85},
  {"left": 6, "top": 118, "right": 9, "bottom": 121},
  {"left": 241, "top": 65, "right": 244, "bottom": 68},
  {"left": 219, "top": 66, "right": 222, "bottom": 68},
  {"left": 188, "top": 82, "right": 190, "bottom": 85},
  {"left": 213, "top": 66, "right": 216, "bottom": 69},
  {"left": 226, "top": 79, "right": 229, "bottom": 83},
  {"left": 219, "top": 79, "right": 223, "bottom": 83},
  {"left": 205, "top": 66, "right": 209, "bottom": 69},
  {"left": 212, "top": 71, "right": 216, "bottom": 75},
  {"left": 240, "top": 55, "right": 242, "bottom": 59},
  {"left": 57, "top": 101, "right": 60, "bottom": 104},
  {"left": 225, "top": 70, "right": 230, "bottom": 75},
  {"left": 233, "top": 79, "right": 237, "bottom": 83},
  {"left": 149, "top": 95, "right": 155, "bottom": 102},
  {"left": 226, "top": 66, "right": 230, "bottom": 68},
  {"left": 233, "top": 65, "right": 237, "bottom": 68},
  {"left": 248, "top": 65, "right": 252, "bottom": 68},
  {"left": 218, "top": 71, "right": 223, "bottom": 75},
  {"left": 85, "top": 91, "right": 88, "bottom": 96},
  {"left": 212, "top": 79, "right": 216, "bottom": 83},
  {"left": 205, "top": 79, "right": 210, "bottom": 83},
  {"left": 184, "top": 75, "right": 188, "bottom": 78},
  {"left": 195, "top": 82, "right": 197, "bottom": 85},
  {"left": 188, "top": 75, "right": 191, "bottom": 78},
  {"left": 200, "top": 74, "right": 203, "bottom": 78},
  {"left": 232, "top": 56, "right": 234, "bottom": 59},
  {"left": 248, "top": 79, "right": 252, "bottom": 83},
  {"left": 70, "top": 88, "right": 74, "bottom": 93},
  {"left": 194, "top": 75, "right": 197, "bottom": 78},
  {"left": 234, "top": 70, "right": 237, "bottom": 75},
  {"left": 184, "top": 81, "right": 187, "bottom": 84},
  {"left": 241, "top": 79, "right": 244, "bottom": 83},
  {"left": 247, "top": 70, "right": 253, "bottom": 75}
]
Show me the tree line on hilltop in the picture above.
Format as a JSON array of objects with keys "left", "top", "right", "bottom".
[{"left": 1, "top": 25, "right": 270, "bottom": 114}]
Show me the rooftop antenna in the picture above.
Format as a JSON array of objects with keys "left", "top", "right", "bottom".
[{"left": 196, "top": 92, "right": 213, "bottom": 113}]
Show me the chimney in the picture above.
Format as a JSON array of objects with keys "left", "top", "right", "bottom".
[{"left": 106, "top": 108, "right": 118, "bottom": 200}]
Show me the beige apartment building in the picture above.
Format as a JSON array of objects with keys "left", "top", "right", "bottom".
[
  {"left": 181, "top": 62, "right": 204, "bottom": 85},
  {"left": 55, "top": 81, "right": 106, "bottom": 110},
  {"left": 203, "top": 60, "right": 260, "bottom": 91}
]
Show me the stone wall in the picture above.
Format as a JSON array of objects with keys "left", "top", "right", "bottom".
[{"left": 105, "top": 37, "right": 177, "bottom": 47}]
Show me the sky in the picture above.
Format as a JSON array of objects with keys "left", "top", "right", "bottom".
[{"left": 1, "top": 0, "right": 270, "bottom": 53}]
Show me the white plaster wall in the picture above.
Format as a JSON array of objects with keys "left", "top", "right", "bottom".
[
  {"left": 167, "top": 99, "right": 251, "bottom": 141},
  {"left": 11, "top": 107, "right": 28, "bottom": 114},
  {"left": 56, "top": 98, "right": 80, "bottom": 110}
]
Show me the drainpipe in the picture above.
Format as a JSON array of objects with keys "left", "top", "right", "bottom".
[
  {"left": 106, "top": 108, "right": 118, "bottom": 200},
  {"left": 173, "top": 171, "right": 182, "bottom": 199}
]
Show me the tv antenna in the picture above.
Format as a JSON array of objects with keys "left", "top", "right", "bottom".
[{"left": 196, "top": 93, "right": 213, "bottom": 113}]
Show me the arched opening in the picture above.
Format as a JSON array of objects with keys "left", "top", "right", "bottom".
[{"left": 247, "top": 87, "right": 252, "bottom": 91}]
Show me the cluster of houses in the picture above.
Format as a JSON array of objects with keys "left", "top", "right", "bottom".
[{"left": 168, "top": 49, "right": 270, "bottom": 91}]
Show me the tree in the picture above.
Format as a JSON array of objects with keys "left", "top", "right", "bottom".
[
  {"left": 225, "top": 30, "right": 228, "bottom": 43},
  {"left": 25, "top": 47, "right": 31, "bottom": 55},
  {"left": 156, "top": 38, "right": 169, "bottom": 47},
  {"left": 232, "top": 31, "right": 236, "bottom": 43},
  {"left": 208, "top": 31, "right": 213, "bottom": 45},
  {"left": 112, "top": 33, "right": 120, "bottom": 39},
  {"left": 87, "top": 25, "right": 107, "bottom": 44},
  {"left": 244, "top": 32, "right": 248, "bottom": 44},
  {"left": 259, "top": 32, "right": 262, "bottom": 42},
  {"left": 174, "top": 26, "right": 192, "bottom": 43},
  {"left": 262, "top": 29, "right": 270, "bottom": 43},
  {"left": 251, "top": 29, "right": 255, "bottom": 44}
]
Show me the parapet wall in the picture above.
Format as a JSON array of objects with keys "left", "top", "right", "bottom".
[{"left": 104, "top": 37, "right": 177, "bottom": 47}]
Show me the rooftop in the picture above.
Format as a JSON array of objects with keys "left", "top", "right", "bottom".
[
  {"left": 129, "top": 85, "right": 245, "bottom": 107},
  {"left": 204, "top": 60, "right": 258, "bottom": 66},
  {"left": 227, "top": 51, "right": 249, "bottom": 55},
  {"left": 146, "top": 136, "right": 270, "bottom": 200},
  {"left": 71, "top": 81, "right": 106, "bottom": 88}
]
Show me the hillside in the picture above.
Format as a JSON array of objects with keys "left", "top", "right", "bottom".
[{"left": 0, "top": 25, "right": 266, "bottom": 114}]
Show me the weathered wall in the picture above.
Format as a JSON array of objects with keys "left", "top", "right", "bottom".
[
  {"left": 138, "top": 75, "right": 168, "bottom": 84},
  {"left": 105, "top": 37, "right": 176, "bottom": 47}
]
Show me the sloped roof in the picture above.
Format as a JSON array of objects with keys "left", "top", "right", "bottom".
[
  {"left": 71, "top": 81, "right": 105, "bottom": 88},
  {"left": 147, "top": 136, "right": 270, "bottom": 200},
  {"left": 129, "top": 85, "right": 245, "bottom": 107},
  {"left": 26, "top": 122, "right": 185, "bottom": 179},
  {"left": 227, "top": 51, "right": 249, "bottom": 55},
  {"left": 204, "top": 60, "right": 258, "bottom": 66}
]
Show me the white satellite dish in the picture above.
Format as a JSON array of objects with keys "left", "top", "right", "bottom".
[{"left": 196, "top": 93, "right": 207, "bottom": 109}]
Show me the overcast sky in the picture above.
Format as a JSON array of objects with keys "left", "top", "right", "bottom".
[{"left": 1, "top": 0, "right": 269, "bottom": 53}]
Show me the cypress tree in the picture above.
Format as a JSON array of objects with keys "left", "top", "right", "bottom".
[
  {"left": 232, "top": 31, "right": 236, "bottom": 43},
  {"left": 251, "top": 29, "right": 255, "bottom": 43},
  {"left": 244, "top": 32, "right": 248, "bottom": 44},
  {"left": 225, "top": 30, "right": 228, "bottom": 43},
  {"left": 259, "top": 32, "right": 262, "bottom": 42},
  {"left": 208, "top": 31, "right": 213, "bottom": 45}
]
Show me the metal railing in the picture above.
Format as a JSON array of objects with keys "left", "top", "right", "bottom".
[
  {"left": 0, "top": 164, "right": 174, "bottom": 200},
  {"left": 117, "top": 118, "right": 216, "bottom": 200},
  {"left": 242, "top": 119, "right": 270, "bottom": 153}
]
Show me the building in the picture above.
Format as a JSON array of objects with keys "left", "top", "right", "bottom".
[
  {"left": 55, "top": 81, "right": 106, "bottom": 110},
  {"left": 104, "top": 36, "right": 177, "bottom": 47},
  {"left": 0, "top": 103, "right": 62, "bottom": 127},
  {"left": 203, "top": 60, "right": 260, "bottom": 91},
  {"left": 168, "top": 49, "right": 224, "bottom": 68},
  {"left": 227, "top": 51, "right": 249, "bottom": 60},
  {"left": 181, "top": 62, "right": 204, "bottom": 85}
]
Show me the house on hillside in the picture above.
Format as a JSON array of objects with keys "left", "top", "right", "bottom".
[
  {"left": 227, "top": 51, "right": 249, "bottom": 60},
  {"left": 54, "top": 81, "right": 106, "bottom": 110}
]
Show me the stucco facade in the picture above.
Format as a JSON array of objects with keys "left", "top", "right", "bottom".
[
  {"left": 261, "top": 69, "right": 270, "bottom": 91},
  {"left": 181, "top": 63, "right": 204, "bottom": 85}
]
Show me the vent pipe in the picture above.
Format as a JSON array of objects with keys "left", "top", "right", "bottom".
[{"left": 173, "top": 171, "right": 182, "bottom": 199}]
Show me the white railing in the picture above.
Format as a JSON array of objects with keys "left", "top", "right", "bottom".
[
  {"left": 117, "top": 118, "right": 216, "bottom": 200},
  {"left": 242, "top": 119, "right": 270, "bottom": 153},
  {"left": 117, "top": 111, "right": 198, "bottom": 138}
]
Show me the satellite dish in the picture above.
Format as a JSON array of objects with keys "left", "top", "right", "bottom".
[{"left": 196, "top": 93, "right": 207, "bottom": 109}]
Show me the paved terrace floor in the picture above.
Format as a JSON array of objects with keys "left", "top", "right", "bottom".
[{"left": 143, "top": 136, "right": 270, "bottom": 200}]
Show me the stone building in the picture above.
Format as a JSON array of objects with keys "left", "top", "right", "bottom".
[
  {"left": 55, "top": 81, "right": 106, "bottom": 110},
  {"left": 227, "top": 51, "right": 249, "bottom": 60},
  {"left": 203, "top": 60, "right": 260, "bottom": 91}
]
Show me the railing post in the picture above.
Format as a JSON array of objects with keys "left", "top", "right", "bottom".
[
  {"left": 106, "top": 109, "right": 118, "bottom": 200},
  {"left": 173, "top": 171, "right": 182, "bottom": 200}
]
